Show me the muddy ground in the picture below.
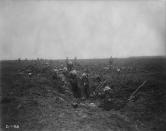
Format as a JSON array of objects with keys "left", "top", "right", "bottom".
[{"left": 0, "top": 57, "right": 166, "bottom": 131}]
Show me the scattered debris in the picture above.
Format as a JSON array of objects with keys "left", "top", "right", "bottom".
[
  {"left": 28, "top": 72, "right": 32, "bottom": 76},
  {"left": 88, "top": 103, "right": 96, "bottom": 108},
  {"left": 71, "top": 102, "right": 78, "bottom": 108},
  {"left": 103, "top": 67, "right": 109, "bottom": 70},
  {"left": 16, "top": 104, "right": 22, "bottom": 109}
]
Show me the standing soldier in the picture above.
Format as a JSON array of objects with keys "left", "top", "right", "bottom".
[
  {"left": 68, "top": 70, "right": 81, "bottom": 98},
  {"left": 68, "top": 61, "right": 73, "bottom": 71},
  {"left": 18, "top": 58, "right": 21, "bottom": 62},
  {"left": 74, "top": 57, "right": 77, "bottom": 66},
  {"left": 81, "top": 72, "right": 90, "bottom": 98},
  {"left": 66, "top": 57, "right": 73, "bottom": 72},
  {"left": 52, "top": 68, "right": 59, "bottom": 80},
  {"left": 109, "top": 56, "right": 113, "bottom": 69}
]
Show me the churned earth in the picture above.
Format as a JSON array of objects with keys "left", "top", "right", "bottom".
[{"left": 0, "top": 57, "right": 166, "bottom": 131}]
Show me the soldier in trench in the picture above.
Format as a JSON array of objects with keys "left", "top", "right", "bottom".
[
  {"left": 81, "top": 73, "right": 90, "bottom": 99},
  {"left": 68, "top": 70, "right": 81, "bottom": 98}
]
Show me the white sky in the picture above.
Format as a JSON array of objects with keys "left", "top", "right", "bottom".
[{"left": 0, "top": 0, "right": 166, "bottom": 59}]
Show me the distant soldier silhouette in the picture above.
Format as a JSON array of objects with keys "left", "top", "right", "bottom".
[
  {"left": 18, "top": 58, "right": 21, "bottom": 62},
  {"left": 109, "top": 56, "right": 113, "bottom": 69},
  {"left": 66, "top": 57, "right": 73, "bottom": 72},
  {"left": 74, "top": 57, "right": 77, "bottom": 66}
]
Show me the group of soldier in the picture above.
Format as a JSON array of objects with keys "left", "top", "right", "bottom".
[
  {"left": 52, "top": 58, "right": 114, "bottom": 102},
  {"left": 66, "top": 59, "right": 90, "bottom": 99},
  {"left": 53, "top": 58, "right": 90, "bottom": 99}
]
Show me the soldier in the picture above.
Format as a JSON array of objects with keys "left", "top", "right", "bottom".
[
  {"left": 52, "top": 68, "right": 59, "bottom": 80},
  {"left": 81, "top": 72, "right": 90, "bottom": 98},
  {"left": 109, "top": 56, "right": 113, "bottom": 69},
  {"left": 68, "top": 61, "right": 73, "bottom": 71},
  {"left": 103, "top": 85, "right": 112, "bottom": 95},
  {"left": 66, "top": 58, "right": 73, "bottom": 72},
  {"left": 74, "top": 57, "right": 77, "bottom": 66},
  {"left": 68, "top": 70, "right": 81, "bottom": 98},
  {"left": 103, "top": 85, "right": 112, "bottom": 102},
  {"left": 62, "top": 67, "right": 68, "bottom": 76},
  {"left": 18, "top": 58, "right": 21, "bottom": 62}
]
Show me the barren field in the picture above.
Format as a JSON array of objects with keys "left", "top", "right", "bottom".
[{"left": 0, "top": 57, "right": 166, "bottom": 131}]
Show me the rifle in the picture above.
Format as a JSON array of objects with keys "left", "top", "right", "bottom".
[
  {"left": 128, "top": 80, "right": 147, "bottom": 101},
  {"left": 94, "top": 80, "right": 107, "bottom": 93}
]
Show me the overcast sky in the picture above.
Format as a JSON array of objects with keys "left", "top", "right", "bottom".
[{"left": 0, "top": 0, "right": 166, "bottom": 59}]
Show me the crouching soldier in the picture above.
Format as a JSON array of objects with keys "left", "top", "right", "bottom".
[
  {"left": 103, "top": 85, "right": 113, "bottom": 103},
  {"left": 99, "top": 85, "right": 113, "bottom": 110},
  {"left": 103, "top": 86, "right": 112, "bottom": 98},
  {"left": 81, "top": 73, "right": 90, "bottom": 98},
  {"left": 68, "top": 70, "right": 81, "bottom": 98}
]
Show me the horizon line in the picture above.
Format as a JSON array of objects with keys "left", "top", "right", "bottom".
[{"left": 0, "top": 55, "right": 166, "bottom": 61}]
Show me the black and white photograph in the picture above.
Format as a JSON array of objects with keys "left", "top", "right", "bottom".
[{"left": 0, "top": 0, "right": 166, "bottom": 130}]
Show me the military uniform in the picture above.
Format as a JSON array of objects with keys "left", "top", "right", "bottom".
[
  {"left": 81, "top": 73, "right": 90, "bottom": 98},
  {"left": 69, "top": 70, "right": 81, "bottom": 98}
]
